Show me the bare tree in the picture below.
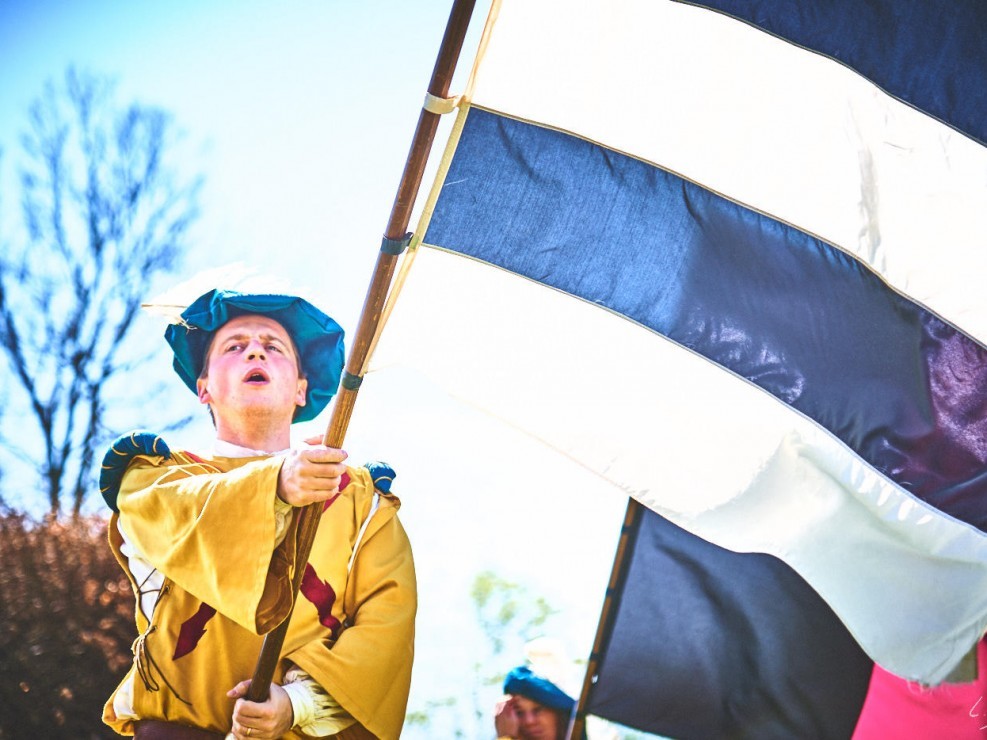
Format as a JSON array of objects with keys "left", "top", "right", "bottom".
[{"left": 0, "top": 68, "right": 200, "bottom": 518}]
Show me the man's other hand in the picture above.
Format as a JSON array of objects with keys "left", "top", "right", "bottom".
[{"left": 227, "top": 680, "right": 293, "bottom": 739}]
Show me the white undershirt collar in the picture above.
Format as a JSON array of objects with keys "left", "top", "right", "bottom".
[{"left": 213, "top": 438, "right": 289, "bottom": 458}]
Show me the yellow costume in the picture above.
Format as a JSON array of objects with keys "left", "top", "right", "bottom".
[{"left": 102, "top": 451, "right": 416, "bottom": 739}]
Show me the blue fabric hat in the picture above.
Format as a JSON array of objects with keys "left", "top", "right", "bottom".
[
  {"left": 165, "top": 289, "right": 345, "bottom": 423},
  {"left": 503, "top": 666, "right": 576, "bottom": 713}
]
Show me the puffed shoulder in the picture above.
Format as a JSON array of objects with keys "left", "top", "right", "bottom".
[
  {"left": 362, "top": 460, "right": 396, "bottom": 495},
  {"left": 99, "top": 430, "right": 172, "bottom": 512}
]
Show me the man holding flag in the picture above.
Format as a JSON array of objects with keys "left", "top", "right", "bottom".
[{"left": 100, "top": 287, "right": 416, "bottom": 739}]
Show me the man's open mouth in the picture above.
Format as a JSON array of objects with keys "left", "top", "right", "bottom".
[{"left": 243, "top": 369, "right": 269, "bottom": 384}]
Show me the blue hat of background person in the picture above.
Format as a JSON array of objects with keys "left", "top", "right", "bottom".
[
  {"left": 165, "top": 289, "right": 345, "bottom": 423},
  {"left": 503, "top": 666, "right": 576, "bottom": 713}
]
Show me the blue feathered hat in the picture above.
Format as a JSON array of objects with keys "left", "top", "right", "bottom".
[
  {"left": 503, "top": 665, "right": 576, "bottom": 713},
  {"left": 164, "top": 288, "right": 345, "bottom": 423}
]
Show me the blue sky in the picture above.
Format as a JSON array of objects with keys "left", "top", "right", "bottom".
[
  {"left": 1, "top": 0, "right": 469, "bottom": 328},
  {"left": 0, "top": 1, "right": 631, "bottom": 736}
]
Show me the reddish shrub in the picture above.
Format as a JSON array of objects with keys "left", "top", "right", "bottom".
[{"left": 0, "top": 513, "right": 134, "bottom": 738}]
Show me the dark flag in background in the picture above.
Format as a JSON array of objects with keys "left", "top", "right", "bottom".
[
  {"left": 587, "top": 502, "right": 987, "bottom": 739},
  {"left": 587, "top": 502, "right": 873, "bottom": 739}
]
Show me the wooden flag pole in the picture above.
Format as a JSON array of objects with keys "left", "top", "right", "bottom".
[
  {"left": 568, "top": 497, "right": 644, "bottom": 740},
  {"left": 248, "top": 0, "right": 478, "bottom": 702}
]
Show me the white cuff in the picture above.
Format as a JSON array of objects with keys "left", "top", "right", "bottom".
[
  {"left": 282, "top": 667, "right": 356, "bottom": 735},
  {"left": 281, "top": 679, "right": 317, "bottom": 728}
]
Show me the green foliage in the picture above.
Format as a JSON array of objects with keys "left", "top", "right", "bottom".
[
  {"left": 471, "top": 570, "right": 557, "bottom": 657},
  {"left": 405, "top": 696, "right": 458, "bottom": 727},
  {"left": 0, "top": 512, "right": 133, "bottom": 738}
]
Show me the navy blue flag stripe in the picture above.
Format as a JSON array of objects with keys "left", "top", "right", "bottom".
[
  {"left": 586, "top": 502, "right": 874, "bottom": 740},
  {"left": 686, "top": 0, "right": 987, "bottom": 146},
  {"left": 424, "top": 108, "right": 987, "bottom": 531}
]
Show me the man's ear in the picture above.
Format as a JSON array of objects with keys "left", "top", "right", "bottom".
[
  {"left": 295, "top": 377, "right": 308, "bottom": 407},
  {"left": 196, "top": 377, "right": 211, "bottom": 405}
]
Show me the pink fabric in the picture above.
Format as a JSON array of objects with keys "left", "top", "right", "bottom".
[{"left": 853, "top": 639, "right": 987, "bottom": 739}]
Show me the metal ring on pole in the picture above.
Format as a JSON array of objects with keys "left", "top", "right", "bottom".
[
  {"left": 341, "top": 371, "right": 364, "bottom": 391},
  {"left": 381, "top": 232, "right": 413, "bottom": 255}
]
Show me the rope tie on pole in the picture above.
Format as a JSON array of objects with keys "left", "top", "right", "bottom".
[{"left": 422, "top": 91, "right": 462, "bottom": 115}]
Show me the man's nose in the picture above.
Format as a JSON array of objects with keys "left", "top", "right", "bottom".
[{"left": 245, "top": 340, "right": 266, "bottom": 359}]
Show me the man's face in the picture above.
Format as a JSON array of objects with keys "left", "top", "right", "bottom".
[
  {"left": 196, "top": 315, "right": 307, "bottom": 425},
  {"left": 513, "top": 696, "right": 561, "bottom": 740}
]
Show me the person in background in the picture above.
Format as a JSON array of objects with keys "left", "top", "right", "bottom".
[{"left": 494, "top": 665, "right": 576, "bottom": 740}]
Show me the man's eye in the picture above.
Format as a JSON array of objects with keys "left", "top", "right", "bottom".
[
  {"left": 225, "top": 343, "right": 242, "bottom": 352},
  {"left": 267, "top": 344, "right": 283, "bottom": 353}
]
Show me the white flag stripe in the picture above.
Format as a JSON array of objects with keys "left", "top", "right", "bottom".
[
  {"left": 468, "top": 0, "right": 987, "bottom": 344},
  {"left": 370, "top": 246, "right": 987, "bottom": 683}
]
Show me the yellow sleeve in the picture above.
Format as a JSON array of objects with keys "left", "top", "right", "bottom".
[
  {"left": 288, "top": 503, "right": 417, "bottom": 740},
  {"left": 116, "top": 454, "right": 298, "bottom": 633}
]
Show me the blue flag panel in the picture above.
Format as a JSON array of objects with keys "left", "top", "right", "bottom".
[{"left": 424, "top": 108, "right": 987, "bottom": 530}]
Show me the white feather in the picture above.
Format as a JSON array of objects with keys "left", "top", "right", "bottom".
[{"left": 141, "top": 263, "right": 300, "bottom": 324}]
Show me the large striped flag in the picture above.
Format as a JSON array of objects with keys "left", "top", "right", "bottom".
[{"left": 371, "top": 0, "right": 987, "bottom": 728}]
